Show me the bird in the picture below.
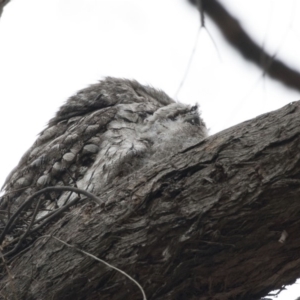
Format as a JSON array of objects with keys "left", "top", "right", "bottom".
[{"left": 0, "top": 77, "right": 207, "bottom": 254}]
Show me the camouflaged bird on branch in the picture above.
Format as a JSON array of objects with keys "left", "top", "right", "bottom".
[{"left": 0, "top": 77, "right": 207, "bottom": 256}]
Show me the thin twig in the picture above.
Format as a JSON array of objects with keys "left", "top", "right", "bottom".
[
  {"left": 0, "top": 186, "right": 102, "bottom": 245},
  {"left": 29, "top": 196, "right": 82, "bottom": 234},
  {"left": 41, "top": 235, "right": 147, "bottom": 300},
  {"left": 32, "top": 190, "right": 76, "bottom": 225},
  {"left": 175, "top": 0, "right": 221, "bottom": 98},
  {"left": 174, "top": 26, "right": 201, "bottom": 98},
  {"left": 2, "top": 197, "right": 85, "bottom": 256},
  {"left": 4, "top": 198, "right": 42, "bottom": 257}
]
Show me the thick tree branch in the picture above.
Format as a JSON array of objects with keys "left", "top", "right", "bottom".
[
  {"left": 1, "top": 101, "right": 300, "bottom": 299},
  {"left": 188, "top": 0, "right": 300, "bottom": 93}
]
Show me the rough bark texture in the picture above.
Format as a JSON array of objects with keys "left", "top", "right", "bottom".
[{"left": 1, "top": 101, "right": 300, "bottom": 299}]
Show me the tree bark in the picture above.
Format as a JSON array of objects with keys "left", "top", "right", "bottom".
[{"left": 1, "top": 101, "right": 300, "bottom": 299}]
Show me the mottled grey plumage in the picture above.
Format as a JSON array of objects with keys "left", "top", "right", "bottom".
[{"left": 0, "top": 77, "right": 207, "bottom": 220}]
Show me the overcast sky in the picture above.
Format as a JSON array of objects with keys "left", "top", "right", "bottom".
[{"left": 0, "top": 0, "right": 300, "bottom": 298}]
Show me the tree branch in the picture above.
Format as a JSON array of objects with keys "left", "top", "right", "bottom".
[
  {"left": 188, "top": 0, "right": 300, "bottom": 93},
  {"left": 0, "top": 0, "right": 10, "bottom": 18},
  {"left": 1, "top": 101, "right": 300, "bottom": 299}
]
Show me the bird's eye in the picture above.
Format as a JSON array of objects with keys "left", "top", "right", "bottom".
[{"left": 185, "top": 115, "right": 200, "bottom": 125}]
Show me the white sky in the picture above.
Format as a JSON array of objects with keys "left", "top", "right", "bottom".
[{"left": 0, "top": 0, "right": 300, "bottom": 298}]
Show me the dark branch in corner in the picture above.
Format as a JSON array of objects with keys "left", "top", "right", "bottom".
[
  {"left": 0, "top": 0, "right": 10, "bottom": 18},
  {"left": 188, "top": 0, "right": 300, "bottom": 93}
]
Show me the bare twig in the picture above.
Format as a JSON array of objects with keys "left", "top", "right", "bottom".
[
  {"left": 41, "top": 235, "right": 147, "bottom": 300},
  {"left": 0, "top": 186, "right": 102, "bottom": 246},
  {"left": 188, "top": 0, "right": 300, "bottom": 92},
  {"left": 4, "top": 198, "right": 42, "bottom": 257}
]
